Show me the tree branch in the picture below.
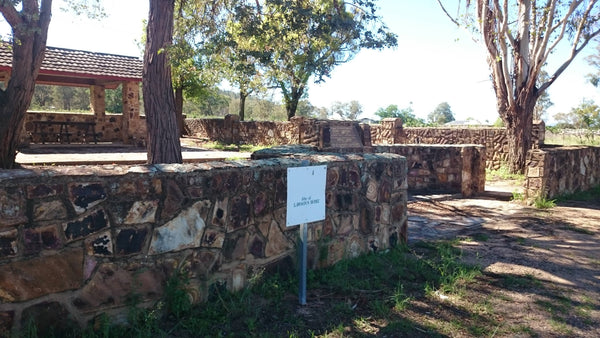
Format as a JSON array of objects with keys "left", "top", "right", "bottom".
[{"left": 0, "top": 1, "right": 22, "bottom": 28}]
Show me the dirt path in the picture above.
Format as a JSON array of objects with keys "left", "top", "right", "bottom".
[{"left": 406, "top": 193, "right": 600, "bottom": 337}]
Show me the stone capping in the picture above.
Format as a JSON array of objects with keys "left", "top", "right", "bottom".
[{"left": 0, "top": 152, "right": 407, "bottom": 332}]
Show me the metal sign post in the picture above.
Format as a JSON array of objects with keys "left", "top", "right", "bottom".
[
  {"left": 286, "top": 165, "right": 327, "bottom": 306},
  {"left": 299, "top": 222, "right": 308, "bottom": 305}
]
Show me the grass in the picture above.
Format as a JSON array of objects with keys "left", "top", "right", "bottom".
[
  {"left": 200, "top": 140, "right": 270, "bottom": 153},
  {"left": 486, "top": 165, "right": 526, "bottom": 182},
  {"left": 533, "top": 194, "right": 556, "bottom": 209},
  {"left": 545, "top": 130, "right": 600, "bottom": 146},
  {"left": 556, "top": 185, "right": 600, "bottom": 203},
  {"left": 18, "top": 241, "right": 483, "bottom": 337}
]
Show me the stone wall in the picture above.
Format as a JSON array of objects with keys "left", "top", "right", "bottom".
[
  {"left": 186, "top": 116, "right": 545, "bottom": 171},
  {"left": 22, "top": 112, "right": 124, "bottom": 144},
  {"left": 253, "top": 144, "right": 485, "bottom": 197},
  {"left": 525, "top": 146, "right": 600, "bottom": 199},
  {"left": 184, "top": 116, "right": 370, "bottom": 149},
  {"left": 381, "top": 122, "right": 546, "bottom": 170},
  {"left": 185, "top": 115, "right": 301, "bottom": 145},
  {"left": 0, "top": 153, "right": 407, "bottom": 333},
  {"left": 373, "top": 145, "right": 485, "bottom": 197}
]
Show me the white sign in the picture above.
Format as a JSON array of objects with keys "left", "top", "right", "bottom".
[{"left": 286, "top": 165, "right": 327, "bottom": 227}]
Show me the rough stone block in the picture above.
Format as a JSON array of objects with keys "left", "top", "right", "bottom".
[
  {"left": 222, "top": 231, "right": 249, "bottom": 261},
  {"left": 26, "top": 183, "right": 62, "bottom": 199},
  {"left": 265, "top": 220, "right": 292, "bottom": 257},
  {"left": 162, "top": 179, "right": 186, "bottom": 220},
  {"left": 86, "top": 231, "right": 113, "bottom": 256},
  {"left": 201, "top": 229, "right": 225, "bottom": 248},
  {"left": 228, "top": 194, "right": 251, "bottom": 232},
  {"left": 149, "top": 201, "right": 206, "bottom": 255},
  {"left": 124, "top": 200, "right": 158, "bottom": 224},
  {"left": 0, "top": 229, "right": 18, "bottom": 257},
  {"left": 69, "top": 182, "right": 107, "bottom": 214},
  {"left": 0, "top": 249, "right": 83, "bottom": 302},
  {"left": 0, "top": 187, "right": 26, "bottom": 228},
  {"left": 63, "top": 209, "right": 109, "bottom": 241},
  {"left": 23, "top": 225, "right": 62, "bottom": 254},
  {"left": 115, "top": 228, "right": 148, "bottom": 255},
  {"left": 74, "top": 263, "right": 164, "bottom": 311},
  {"left": 33, "top": 200, "right": 67, "bottom": 222}
]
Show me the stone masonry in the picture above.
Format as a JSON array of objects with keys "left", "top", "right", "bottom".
[
  {"left": 526, "top": 145, "right": 600, "bottom": 199},
  {"left": 0, "top": 152, "right": 407, "bottom": 334}
]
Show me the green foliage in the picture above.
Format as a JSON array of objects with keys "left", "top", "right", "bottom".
[
  {"left": 164, "top": 269, "right": 192, "bottom": 320},
  {"left": 534, "top": 71, "right": 553, "bottom": 121},
  {"left": 533, "top": 194, "right": 556, "bottom": 209},
  {"left": 330, "top": 100, "right": 362, "bottom": 120},
  {"left": 553, "top": 99, "right": 600, "bottom": 129},
  {"left": 486, "top": 165, "right": 526, "bottom": 182},
  {"left": 427, "top": 102, "right": 455, "bottom": 125},
  {"left": 375, "top": 104, "right": 427, "bottom": 126},
  {"left": 253, "top": 0, "right": 397, "bottom": 119}
]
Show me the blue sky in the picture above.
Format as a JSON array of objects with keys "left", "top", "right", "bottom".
[{"left": 3, "top": 0, "right": 599, "bottom": 124}]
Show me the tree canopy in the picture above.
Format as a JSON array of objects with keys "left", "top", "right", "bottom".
[
  {"left": 243, "top": 0, "right": 396, "bottom": 120},
  {"left": 439, "top": 0, "right": 600, "bottom": 173},
  {"left": 427, "top": 102, "right": 454, "bottom": 125},
  {"left": 554, "top": 99, "right": 600, "bottom": 129},
  {"left": 375, "top": 104, "right": 426, "bottom": 127}
]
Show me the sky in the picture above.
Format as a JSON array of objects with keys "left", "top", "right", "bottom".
[{"left": 2, "top": 0, "right": 600, "bottom": 124}]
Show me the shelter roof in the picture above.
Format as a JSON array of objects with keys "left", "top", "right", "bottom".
[{"left": 0, "top": 43, "right": 142, "bottom": 88}]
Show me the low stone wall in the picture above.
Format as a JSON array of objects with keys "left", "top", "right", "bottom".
[
  {"left": 396, "top": 122, "right": 545, "bottom": 170},
  {"left": 253, "top": 144, "right": 485, "bottom": 197},
  {"left": 186, "top": 116, "right": 545, "bottom": 171},
  {"left": 375, "top": 145, "right": 486, "bottom": 197},
  {"left": 0, "top": 153, "right": 407, "bottom": 333},
  {"left": 526, "top": 146, "right": 600, "bottom": 199},
  {"left": 21, "top": 112, "right": 147, "bottom": 146},
  {"left": 185, "top": 115, "right": 300, "bottom": 145}
]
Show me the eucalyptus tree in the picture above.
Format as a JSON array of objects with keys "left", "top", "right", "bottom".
[
  {"left": 439, "top": 0, "right": 600, "bottom": 173},
  {"left": 218, "top": 2, "right": 270, "bottom": 121},
  {"left": 171, "top": 0, "right": 229, "bottom": 132},
  {"left": 252, "top": 0, "right": 397, "bottom": 120}
]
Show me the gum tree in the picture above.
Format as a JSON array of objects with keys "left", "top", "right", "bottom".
[
  {"left": 254, "top": 0, "right": 397, "bottom": 120},
  {"left": 439, "top": 0, "right": 600, "bottom": 173}
]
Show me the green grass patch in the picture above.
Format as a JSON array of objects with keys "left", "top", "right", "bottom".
[
  {"left": 486, "top": 165, "right": 526, "bottom": 182},
  {"left": 201, "top": 141, "right": 270, "bottom": 153},
  {"left": 16, "top": 241, "right": 484, "bottom": 337},
  {"left": 556, "top": 185, "right": 600, "bottom": 203}
]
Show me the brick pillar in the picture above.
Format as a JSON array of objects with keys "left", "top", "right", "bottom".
[{"left": 90, "top": 85, "right": 106, "bottom": 118}]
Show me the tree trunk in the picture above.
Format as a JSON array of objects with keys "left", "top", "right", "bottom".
[
  {"left": 503, "top": 96, "right": 536, "bottom": 175},
  {"left": 285, "top": 85, "right": 304, "bottom": 121},
  {"left": 0, "top": 1, "right": 52, "bottom": 169},
  {"left": 239, "top": 90, "right": 248, "bottom": 121},
  {"left": 174, "top": 86, "right": 185, "bottom": 137},
  {"left": 143, "top": 0, "right": 183, "bottom": 164}
]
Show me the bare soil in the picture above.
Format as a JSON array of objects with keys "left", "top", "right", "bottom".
[{"left": 401, "top": 189, "right": 600, "bottom": 337}]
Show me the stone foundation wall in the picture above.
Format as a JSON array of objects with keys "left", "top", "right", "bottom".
[
  {"left": 253, "top": 144, "right": 485, "bottom": 197},
  {"left": 186, "top": 116, "right": 545, "bottom": 171},
  {"left": 525, "top": 146, "right": 600, "bottom": 199},
  {"left": 21, "top": 112, "right": 147, "bottom": 146},
  {"left": 375, "top": 145, "right": 486, "bottom": 197},
  {"left": 387, "top": 122, "right": 545, "bottom": 170},
  {"left": 0, "top": 153, "right": 407, "bottom": 333}
]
